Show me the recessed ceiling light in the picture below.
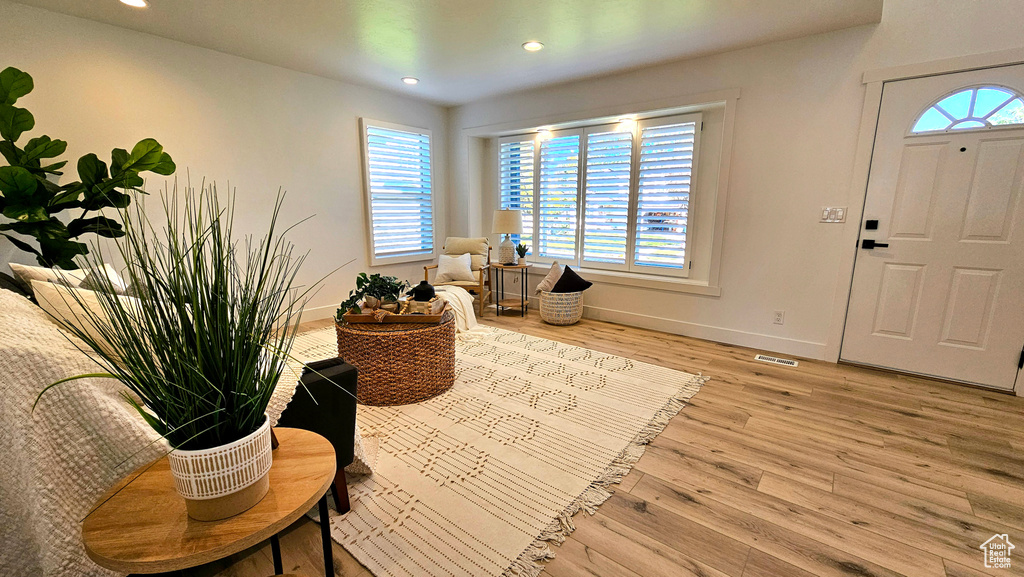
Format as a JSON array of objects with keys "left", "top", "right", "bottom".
[
  {"left": 616, "top": 115, "right": 637, "bottom": 123},
  {"left": 522, "top": 41, "right": 544, "bottom": 52},
  {"left": 402, "top": 77, "right": 419, "bottom": 85},
  {"left": 120, "top": 0, "right": 148, "bottom": 7}
]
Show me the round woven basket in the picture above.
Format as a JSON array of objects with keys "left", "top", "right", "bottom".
[
  {"left": 335, "top": 311, "right": 456, "bottom": 406},
  {"left": 540, "top": 291, "right": 584, "bottom": 325}
]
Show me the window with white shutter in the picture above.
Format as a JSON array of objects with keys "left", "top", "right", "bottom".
[
  {"left": 361, "top": 120, "right": 435, "bottom": 265},
  {"left": 496, "top": 112, "right": 701, "bottom": 279},
  {"left": 499, "top": 138, "right": 535, "bottom": 245},
  {"left": 537, "top": 132, "right": 581, "bottom": 261},
  {"left": 582, "top": 128, "right": 633, "bottom": 268},
  {"left": 633, "top": 116, "right": 699, "bottom": 275}
]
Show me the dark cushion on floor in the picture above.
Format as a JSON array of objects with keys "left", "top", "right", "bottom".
[{"left": 551, "top": 266, "right": 592, "bottom": 293}]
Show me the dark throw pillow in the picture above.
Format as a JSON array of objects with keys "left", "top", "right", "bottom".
[{"left": 551, "top": 266, "right": 592, "bottom": 293}]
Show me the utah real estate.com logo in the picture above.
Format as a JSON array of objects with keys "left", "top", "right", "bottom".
[{"left": 981, "top": 534, "right": 1015, "bottom": 569}]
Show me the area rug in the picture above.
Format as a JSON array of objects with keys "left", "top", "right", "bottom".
[{"left": 290, "top": 324, "right": 707, "bottom": 577}]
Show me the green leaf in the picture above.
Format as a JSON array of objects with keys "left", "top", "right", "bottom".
[
  {"left": 38, "top": 160, "right": 67, "bottom": 175},
  {"left": 23, "top": 136, "right": 67, "bottom": 162},
  {"left": 48, "top": 187, "right": 82, "bottom": 210},
  {"left": 0, "top": 105, "right": 34, "bottom": 142},
  {"left": 77, "top": 153, "right": 109, "bottom": 187},
  {"left": 0, "top": 232, "right": 42, "bottom": 258},
  {"left": 121, "top": 138, "right": 164, "bottom": 173},
  {"left": 0, "top": 166, "right": 37, "bottom": 200},
  {"left": 0, "top": 141, "right": 21, "bottom": 165},
  {"left": 2, "top": 204, "right": 48, "bottom": 223},
  {"left": 68, "top": 216, "right": 124, "bottom": 239},
  {"left": 150, "top": 152, "right": 176, "bottom": 176},
  {"left": 38, "top": 236, "right": 88, "bottom": 269},
  {"left": 110, "top": 148, "right": 128, "bottom": 177},
  {"left": 0, "top": 67, "right": 33, "bottom": 106}
]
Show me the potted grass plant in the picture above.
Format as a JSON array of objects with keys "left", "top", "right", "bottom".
[{"left": 36, "top": 182, "right": 311, "bottom": 520}]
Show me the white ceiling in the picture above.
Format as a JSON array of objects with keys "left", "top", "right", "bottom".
[{"left": 13, "top": 0, "right": 884, "bottom": 105}]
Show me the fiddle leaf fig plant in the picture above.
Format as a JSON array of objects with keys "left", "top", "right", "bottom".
[{"left": 0, "top": 66, "right": 176, "bottom": 269}]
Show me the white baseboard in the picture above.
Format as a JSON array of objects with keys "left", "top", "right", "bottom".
[
  {"left": 583, "top": 305, "right": 829, "bottom": 361},
  {"left": 298, "top": 304, "right": 338, "bottom": 323}
]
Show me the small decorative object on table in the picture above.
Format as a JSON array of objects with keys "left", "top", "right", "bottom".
[
  {"left": 408, "top": 279, "right": 436, "bottom": 301},
  {"left": 492, "top": 209, "right": 523, "bottom": 264},
  {"left": 401, "top": 295, "right": 446, "bottom": 315},
  {"left": 516, "top": 243, "right": 529, "bottom": 264}
]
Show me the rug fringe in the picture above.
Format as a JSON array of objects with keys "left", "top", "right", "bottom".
[{"left": 501, "top": 372, "right": 709, "bottom": 577}]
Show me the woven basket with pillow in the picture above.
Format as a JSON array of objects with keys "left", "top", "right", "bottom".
[
  {"left": 539, "top": 291, "right": 584, "bottom": 325},
  {"left": 535, "top": 263, "right": 591, "bottom": 325}
]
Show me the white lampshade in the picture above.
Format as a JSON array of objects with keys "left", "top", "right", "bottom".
[{"left": 492, "top": 209, "right": 523, "bottom": 234}]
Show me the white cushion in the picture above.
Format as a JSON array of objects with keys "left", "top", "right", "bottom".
[
  {"left": 435, "top": 253, "right": 476, "bottom": 283},
  {"left": 31, "top": 280, "right": 128, "bottom": 358},
  {"left": 535, "top": 261, "right": 563, "bottom": 294},
  {"left": 9, "top": 263, "right": 87, "bottom": 294},
  {"left": 79, "top": 264, "right": 129, "bottom": 295},
  {"left": 444, "top": 237, "right": 488, "bottom": 270}
]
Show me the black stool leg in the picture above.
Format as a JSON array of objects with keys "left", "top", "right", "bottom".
[
  {"left": 319, "top": 495, "right": 334, "bottom": 577},
  {"left": 270, "top": 533, "right": 283, "bottom": 575}
]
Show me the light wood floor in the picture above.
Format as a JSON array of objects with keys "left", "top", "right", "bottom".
[{"left": 191, "top": 313, "right": 1024, "bottom": 577}]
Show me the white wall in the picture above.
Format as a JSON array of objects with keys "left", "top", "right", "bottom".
[
  {"left": 0, "top": 1, "right": 448, "bottom": 319},
  {"left": 449, "top": 0, "right": 1024, "bottom": 360}
]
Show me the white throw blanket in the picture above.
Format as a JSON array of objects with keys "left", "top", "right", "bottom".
[
  {"left": 435, "top": 286, "right": 489, "bottom": 337},
  {"left": 0, "top": 288, "right": 361, "bottom": 576}
]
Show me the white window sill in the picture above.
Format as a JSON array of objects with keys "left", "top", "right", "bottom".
[{"left": 523, "top": 263, "right": 721, "bottom": 296}]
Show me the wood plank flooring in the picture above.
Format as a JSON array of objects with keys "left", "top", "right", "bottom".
[{"left": 182, "top": 313, "right": 1024, "bottom": 577}]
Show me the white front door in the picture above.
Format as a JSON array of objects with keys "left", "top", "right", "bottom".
[{"left": 841, "top": 65, "right": 1024, "bottom": 391}]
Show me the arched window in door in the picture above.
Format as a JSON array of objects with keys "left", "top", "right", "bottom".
[{"left": 911, "top": 85, "right": 1024, "bottom": 133}]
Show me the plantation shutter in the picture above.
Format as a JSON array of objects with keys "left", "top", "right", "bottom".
[
  {"left": 499, "top": 139, "right": 535, "bottom": 246},
  {"left": 363, "top": 123, "right": 434, "bottom": 264},
  {"left": 537, "top": 133, "right": 581, "bottom": 260},
  {"left": 582, "top": 130, "right": 632, "bottom": 266},
  {"left": 633, "top": 121, "right": 696, "bottom": 270}
]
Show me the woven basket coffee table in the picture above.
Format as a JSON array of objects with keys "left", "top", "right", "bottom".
[{"left": 335, "top": 311, "right": 456, "bottom": 406}]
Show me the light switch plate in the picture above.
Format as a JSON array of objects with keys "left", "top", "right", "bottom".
[{"left": 820, "top": 206, "right": 847, "bottom": 223}]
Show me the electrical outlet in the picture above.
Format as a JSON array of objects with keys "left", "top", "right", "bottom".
[
  {"left": 820, "top": 207, "right": 847, "bottom": 223},
  {"left": 773, "top": 310, "right": 785, "bottom": 325}
]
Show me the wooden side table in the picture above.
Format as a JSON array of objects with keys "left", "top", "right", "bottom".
[
  {"left": 82, "top": 428, "right": 337, "bottom": 576},
  {"left": 492, "top": 263, "right": 529, "bottom": 317}
]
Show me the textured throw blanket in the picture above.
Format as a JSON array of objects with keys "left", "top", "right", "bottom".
[{"left": 0, "top": 288, "right": 366, "bottom": 576}]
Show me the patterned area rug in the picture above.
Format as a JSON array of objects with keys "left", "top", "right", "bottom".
[{"left": 290, "top": 324, "right": 706, "bottom": 577}]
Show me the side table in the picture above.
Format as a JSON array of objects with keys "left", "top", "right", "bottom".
[
  {"left": 82, "top": 428, "right": 337, "bottom": 576},
  {"left": 492, "top": 262, "right": 529, "bottom": 317}
]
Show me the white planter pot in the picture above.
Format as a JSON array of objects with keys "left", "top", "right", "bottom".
[{"left": 167, "top": 416, "right": 273, "bottom": 521}]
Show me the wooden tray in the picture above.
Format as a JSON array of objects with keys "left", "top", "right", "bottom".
[{"left": 342, "top": 304, "right": 450, "bottom": 324}]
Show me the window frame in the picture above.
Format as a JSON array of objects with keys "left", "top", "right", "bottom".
[
  {"left": 533, "top": 127, "right": 584, "bottom": 266},
  {"left": 630, "top": 113, "right": 702, "bottom": 278},
  {"left": 580, "top": 123, "right": 634, "bottom": 273},
  {"left": 359, "top": 118, "right": 437, "bottom": 266},
  {"left": 498, "top": 113, "right": 702, "bottom": 279}
]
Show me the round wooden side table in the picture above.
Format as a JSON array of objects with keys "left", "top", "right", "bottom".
[{"left": 82, "top": 428, "right": 337, "bottom": 576}]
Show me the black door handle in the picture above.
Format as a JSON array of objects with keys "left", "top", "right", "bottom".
[{"left": 861, "top": 239, "right": 889, "bottom": 249}]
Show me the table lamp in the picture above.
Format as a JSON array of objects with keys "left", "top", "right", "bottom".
[{"left": 492, "top": 209, "right": 523, "bottom": 265}]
